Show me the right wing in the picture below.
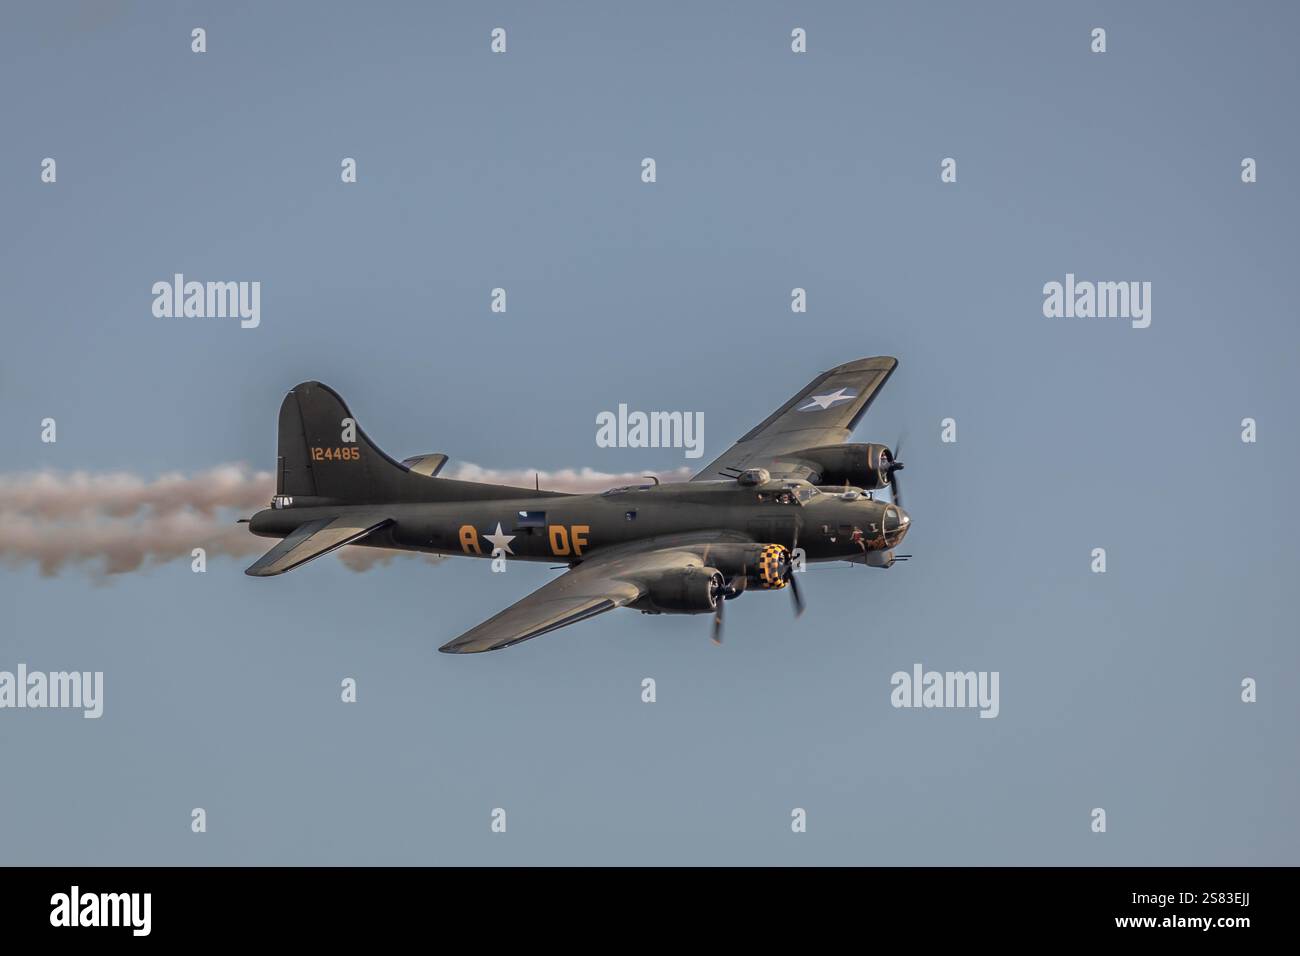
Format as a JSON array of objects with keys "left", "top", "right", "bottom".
[
  {"left": 438, "top": 543, "right": 713, "bottom": 654},
  {"left": 245, "top": 513, "right": 392, "bottom": 577},
  {"left": 691, "top": 356, "right": 897, "bottom": 481}
]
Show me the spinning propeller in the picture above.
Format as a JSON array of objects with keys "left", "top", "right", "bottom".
[
  {"left": 884, "top": 436, "right": 905, "bottom": 508},
  {"left": 784, "top": 529, "right": 806, "bottom": 619},
  {"left": 711, "top": 538, "right": 804, "bottom": 645},
  {"left": 710, "top": 575, "right": 726, "bottom": 645}
]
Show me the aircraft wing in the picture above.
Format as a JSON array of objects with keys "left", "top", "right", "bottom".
[
  {"left": 690, "top": 356, "right": 897, "bottom": 481},
  {"left": 438, "top": 542, "right": 714, "bottom": 654},
  {"left": 245, "top": 513, "right": 392, "bottom": 576}
]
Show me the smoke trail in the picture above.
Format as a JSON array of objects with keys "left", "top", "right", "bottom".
[
  {"left": 0, "top": 462, "right": 693, "bottom": 577},
  {"left": 0, "top": 512, "right": 260, "bottom": 577},
  {"left": 335, "top": 549, "right": 446, "bottom": 573},
  {"left": 0, "top": 465, "right": 275, "bottom": 519}
]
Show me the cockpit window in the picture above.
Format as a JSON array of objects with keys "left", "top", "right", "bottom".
[
  {"left": 757, "top": 485, "right": 804, "bottom": 505},
  {"left": 796, "top": 487, "right": 819, "bottom": 503}
]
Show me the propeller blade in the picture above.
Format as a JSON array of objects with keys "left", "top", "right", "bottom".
[
  {"left": 781, "top": 540, "right": 806, "bottom": 618},
  {"left": 886, "top": 435, "right": 905, "bottom": 508},
  {"left": 711, "top": 593, "right": 724, "bottom": 645},
  {"left": 889, "top": 471, "right": 903, "bottom": 509},
  {"left": 789, "top": 570, "right": 805, "bottom": 618}
]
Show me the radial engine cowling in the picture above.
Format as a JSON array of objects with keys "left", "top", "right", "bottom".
[
  {"left": 636, "top": 566, "right": 725, "bottom": 615},
  {"left": 690, "top": 542, "right": 794, "bottom": 593},
  {"left": 747, "top": 543, "right": 790, "bottom": 590},
  {"left": 788, "top": 442, "right": 894, "bottom": 490}
]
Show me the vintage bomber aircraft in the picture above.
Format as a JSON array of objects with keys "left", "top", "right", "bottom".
[{"left": 244, "top": 357, "right": 910, "bottom": 652}]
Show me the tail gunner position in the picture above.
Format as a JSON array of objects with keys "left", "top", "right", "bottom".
[{"left": 245, "top": 357, "right": 910, "bottom": 652}]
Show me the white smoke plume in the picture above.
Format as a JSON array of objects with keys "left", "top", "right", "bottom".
[
  {"left": 0, "top": 462, "right": 693, "bottom": 577},
  {"left": 0, "top": 465, "right": 276, "bottom": 519},
  {"left": 0, "top": 511, "right": 261, "bottom": 577}
]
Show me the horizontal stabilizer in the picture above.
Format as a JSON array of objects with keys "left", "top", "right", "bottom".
[
  {"left": 401, "top": 453, "right": 449, "bottom": 477},
  {"left": 245, "top": 514, "right": 392, "bottom": 577}
]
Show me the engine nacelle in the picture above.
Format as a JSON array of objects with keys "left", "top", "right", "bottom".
[
  {"left": 787, "top": 442, "right": 893, "bottom": 490},
  {"left": 635, "top": 566, "right": 724, "bottom": 614},
  {"left": 747, "top": 543, "right": 790, "bottom": 590},
  {"left": 688, "top": 543, "right": 793, "bottom": 591}
]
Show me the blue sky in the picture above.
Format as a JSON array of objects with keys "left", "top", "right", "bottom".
[{"left": 1, "top": 1, "right": 1296, "bottom": 864}]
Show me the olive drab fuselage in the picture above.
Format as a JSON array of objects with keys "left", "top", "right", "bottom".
[{"left": 249, "top": 477, "right": 910, "bottom": 568}]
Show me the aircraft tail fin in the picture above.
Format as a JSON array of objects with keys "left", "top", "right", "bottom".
[{"left": 275, "top": 381, "right": 413, "bottom": 502}]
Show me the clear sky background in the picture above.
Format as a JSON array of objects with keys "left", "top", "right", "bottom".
[{"left": 1, "top": 1, "right": 1296, "bottom": 864}]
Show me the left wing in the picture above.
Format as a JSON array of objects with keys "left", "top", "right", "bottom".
[
  {"left": 438, "top": 543, "right": 711, "bottom": 654},
  {"left": 691, "top": 356, "right": 897, "bottom": 481}
]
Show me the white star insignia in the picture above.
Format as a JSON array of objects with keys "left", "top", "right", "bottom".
[
  {"left": 484, "top": 522, "right": 515, "bottom": 555},
  {"left": 797, "top": 387, "right": 856, "bottom": 411}
]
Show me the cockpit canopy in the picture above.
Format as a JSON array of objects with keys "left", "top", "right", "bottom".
[{"left": 753, "top": 478, "right": 820, "bottom": 505}]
